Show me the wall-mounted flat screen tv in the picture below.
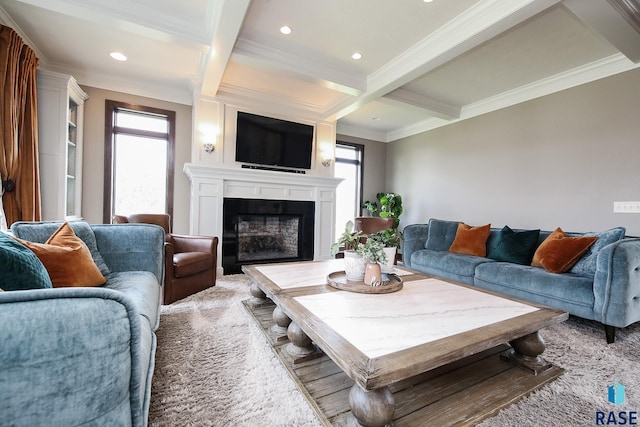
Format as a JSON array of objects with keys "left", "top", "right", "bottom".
[{"left": 235, "top": 112, "right": 314, "bottom": 170}]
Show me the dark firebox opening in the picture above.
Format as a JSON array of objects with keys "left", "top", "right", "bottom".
[{"left": 222, "top": 198, "right": 314, "bottom": 274}]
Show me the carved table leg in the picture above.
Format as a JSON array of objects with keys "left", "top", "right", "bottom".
[
  {"left": 248, "top": 281, "right": 269, "bottom": 305},
  {"left": 269, "top": 305, "right": 291, "bottom": 342},
  {"left": 284, "top": 321, "right": 322, "bottom": 364},
  {"left": 502, "top": 331, "right": 552, "bottom": 375},
  {"left": 348, "top": 384, "right": 395, "bottom": 427}
]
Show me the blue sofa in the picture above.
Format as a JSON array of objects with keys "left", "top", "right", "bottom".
[
  {"left": 0, "top": 222, "right": 164, "bottom": 427},
  {"left": 403, "top": 218, "right": 640, "bottom": 343}
]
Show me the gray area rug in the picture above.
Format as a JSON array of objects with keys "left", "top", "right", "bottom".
[{"left": 149, "top": 274, "right": 640, "bottom": 426}]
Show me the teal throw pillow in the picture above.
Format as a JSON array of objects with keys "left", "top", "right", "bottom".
[
  {"left": 487, "top": 226, "right": 540, "bottom": 265},
  {"left": 569, "top": 227, "right": 626, "bottom": 277},
  {"left": 0, "top": 232, "right": 53, "bottom": 290},
  {"left": 425, "top": 219, "right": 460, "bottom": 251}
]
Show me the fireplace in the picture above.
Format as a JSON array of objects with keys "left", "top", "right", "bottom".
[{"left": 222, "top": 198, "right": 315, "bottom": 274}]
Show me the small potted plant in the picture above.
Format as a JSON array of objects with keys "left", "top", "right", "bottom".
[
  {"left": 357, "top": 238, "right": 387, "bottom": 286},
  {"left": 370, "top": 228, "right": 403, "bottom": 270},
  {"left": 330, "top": 220, "right": 364, "bottom": 255},
  {"left": 331, "top": 221, "right": 366, "bottom": 281}
]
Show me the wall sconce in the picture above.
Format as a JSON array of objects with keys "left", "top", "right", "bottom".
[
  {"left": 320, "top": 143, "right": 334, "bottom": 167},
  {"left": 199, "top": 123, "right": 218, "bottom": 154}
]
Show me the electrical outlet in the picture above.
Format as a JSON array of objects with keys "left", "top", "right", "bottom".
[{"left": 613, "top": 201, "right": 640, "bottom": 213}]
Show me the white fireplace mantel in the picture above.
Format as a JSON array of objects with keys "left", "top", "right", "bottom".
[{"left": 183, "top": 163, "right": 343, "bottom": 274}]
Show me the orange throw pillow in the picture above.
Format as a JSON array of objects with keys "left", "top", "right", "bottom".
[
  {"left": 531, "top": 227, "right": 598, "bottom": 274},
  {"left": 17, "top": 222, "right": 107, "bottom": 287},
  {"left": 448, "top": 223, "right": 491, "bottom": 257}
]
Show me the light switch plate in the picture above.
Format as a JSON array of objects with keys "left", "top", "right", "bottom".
[{"left": 613, "top": 201, "right": 640, "bottom": 213}]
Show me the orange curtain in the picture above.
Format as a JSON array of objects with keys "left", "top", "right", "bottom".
[{"left": 0, "top": 24, "right": 41, "bottom": 228}]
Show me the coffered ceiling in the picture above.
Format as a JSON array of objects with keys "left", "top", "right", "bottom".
[{"left": 1, "top": 0, "right": 639, "bottom": 142}]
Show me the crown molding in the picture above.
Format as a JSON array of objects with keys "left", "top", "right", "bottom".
[
  {"left": 232, "top": 37, "right": 366, "bottom": 96},
  {"left": 336, "top": 123, "right": 390, "bottom": 143},
  {"left": 0, "top": 5, "right": 48, "bottom": 63},
  {"left": 462, "top": 53, "right": 638, "bottom": 119},
  {"left": 381, "top": 89, "right": 461, "bottom": 120},
  {"left": 44, "top": 64, "right": 194, "bottom": 105},
  {"left": 215, "top": 83, "right": 328, "bottom": 122}
]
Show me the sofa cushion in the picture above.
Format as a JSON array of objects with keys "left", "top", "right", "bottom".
[
  {"left": 449, "top": 223, "right": 491, "bottom": 257},
  {"left": 569, "top": 227, "right": 626, "bottom": 278},
  {"left": 16, "top": 223, "right": 107, "bottom": 288},
  {"left": 173, "top": 252, "right": 214, "bottom": 277},
  {"left": 474, "top": 262, "right": 595, "bottom": 319},
  {"left": 425, "top": 219, "right": 459, "bottom": 251},
  {"left": 487, "top": 226, "right": 540, "bottom": 265},
  {"left": 410, "top": 249, "right": 494, "bottom": 285},
  {"left": 103, "top": 271, "right": 162, "bottom": 331},
  {"left": 531, "top": 228, "right": 598, "bottom": 274},
  {"left": 0, "top": 231, "right": 52, "bottom": 291}
]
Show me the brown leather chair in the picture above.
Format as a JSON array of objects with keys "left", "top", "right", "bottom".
[{"left": 113, "top": 214, "right": 218, "bottom": 304}]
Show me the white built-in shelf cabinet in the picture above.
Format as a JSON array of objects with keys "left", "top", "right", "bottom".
[{"left": 37, "top": 70, "right": 88, "bottom": 221}]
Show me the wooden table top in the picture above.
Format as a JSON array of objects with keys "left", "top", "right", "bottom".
[{"left": 243, "top": 260, "right": 568, "bottom": 390}]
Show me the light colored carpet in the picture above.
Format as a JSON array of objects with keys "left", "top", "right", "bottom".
[{"left": 149, "top": 274, "right": 640, "bottom": 426}]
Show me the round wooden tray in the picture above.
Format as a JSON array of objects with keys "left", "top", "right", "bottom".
[{"left": 327, "top": 271, "right": 403, "bottom": 294}]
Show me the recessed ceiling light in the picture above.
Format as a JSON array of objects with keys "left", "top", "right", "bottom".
[
  {"left": 423, "top": 0, "right": 434, "bottom": 3},
  {"left": 280, "top": 26, "right": 292, "bottom": 35},
  {"left": 110, "top": 52, "right": 127, "bottom": 62},
  {"left": 372, "top": 117, "right": 381, "bottom": 121},
  {"left": 351, "top": 52, "right": 362, "bottom": 60}
]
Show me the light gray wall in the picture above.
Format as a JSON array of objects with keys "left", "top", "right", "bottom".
[
  {"left": 336, "top": 134, "right": 388, "bottom": 215},
  {"left": 80, "top": 86, "right": 192, "bottom": 234},
  {"left": 387, "top": 67, "right": 640, "bottom": 237}
]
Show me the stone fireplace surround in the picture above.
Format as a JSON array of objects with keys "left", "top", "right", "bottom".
[{"left": 183, "top": 164, "right": 342, "bottom": 275}]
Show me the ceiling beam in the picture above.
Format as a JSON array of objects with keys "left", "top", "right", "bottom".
[
  {"left": 198, "top": 0, "right": 251, "bottom": 97},
  {"left": 564, "top": 0, "right": 640, "bottom": 63},
  {"left": 324, "top": 0, "right": 562, "bottom": 122},
  {"left": 383, "top": 53, "right": 639, "bottom": 142},
  {"left": 380, "top": 89, "right": 460, "bottom": 121}
]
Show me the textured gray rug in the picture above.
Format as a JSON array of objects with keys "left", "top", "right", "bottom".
[{"left": 149, "top": 274, "right": 640, "bottom": 426}]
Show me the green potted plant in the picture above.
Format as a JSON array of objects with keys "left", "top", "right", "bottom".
[
  {"left": 357, "top": 238, "right": 387, "bottom": 264},
  {"left": 331, "top": 221, "right": 366, "bottom": 281},
  {"left": 370, "top": 228, "right": 403, "bottom": 270},
  {"left": 357, "top": 238, "right": 387, "bottom": 286},
  {"left": 371, "top": 228, "right": 403, "bottom": 249},
  {"left": 330, "top": 220, "right": 364, "bottom": 256},
  {"left": 363, "top": 192, "right": 403, "bottom": 228}
]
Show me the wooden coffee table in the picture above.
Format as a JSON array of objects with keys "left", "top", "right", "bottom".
[{"left": 244, "top": 261, "right": 568, "bottom": 426}]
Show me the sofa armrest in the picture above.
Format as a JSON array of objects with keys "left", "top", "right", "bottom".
[
  {"left": 0, "top": 288, "right": 143, "bottom": 427},
  {"left": 92, "top": 224, "right": 165, "bottom": 285},
  {"left": 401, "top": 224, "right": 430, "bottom": 269},
  {"left": 593, "top": 238, "right": 640, "bottom": 328}
]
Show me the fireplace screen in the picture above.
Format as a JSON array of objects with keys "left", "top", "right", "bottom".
[
  {"left": 236, "top": 215, "right": 300, "bottom": 262},
  {"left": 222, "top": 198, "right": 314, "bottom": 274}
]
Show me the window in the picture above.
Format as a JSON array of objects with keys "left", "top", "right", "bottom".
[
  {"left": 104, "top": 101, "right": 175, "bottom": 223},
  {"left": 334, "top": 142, "right": 364, "bottom": 239}
]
